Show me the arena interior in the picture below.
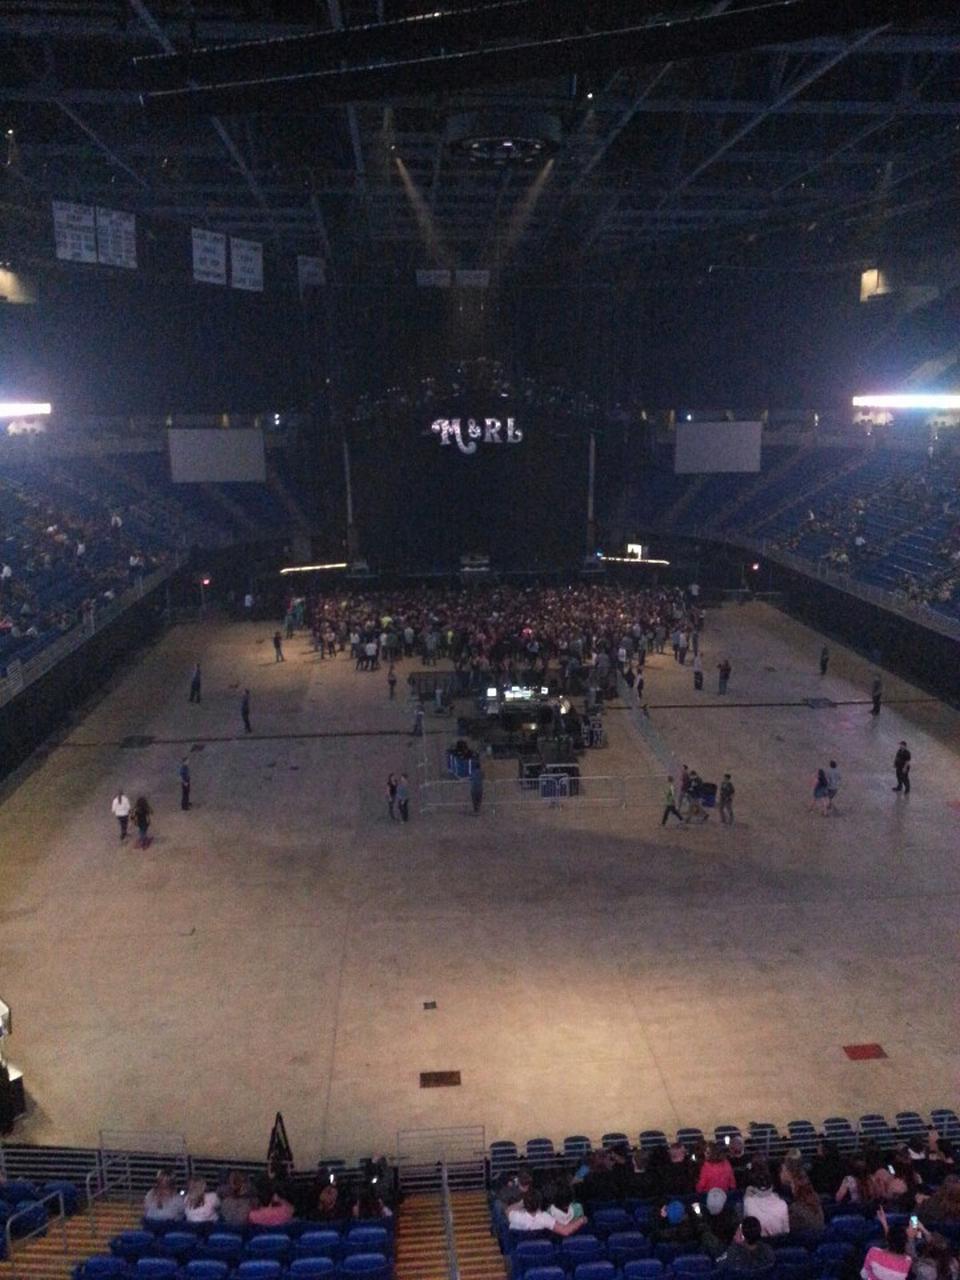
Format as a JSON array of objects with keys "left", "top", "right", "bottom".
[{"left": 1, "top": 4, "right": 960, "bottom": 1280}]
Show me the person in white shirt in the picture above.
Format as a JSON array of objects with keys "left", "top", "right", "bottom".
[
  {"left": 508, "top": 1191, "right": 585, "bottom": 1236},
  {"left": 825, "top": 760, "right": 841, "bottom": 812},
  {"left": 743, "top": 1172, "right": 790, "bottom": 1237},
  {"left": 143, "top": 1171, "right": 185, "bottom": 1222},
  {"left": 183, "top": 1178, "right": 220, "bottom": 1224},
  {"left": 111, "top": 790, "right": 131, "bottom": 842}
]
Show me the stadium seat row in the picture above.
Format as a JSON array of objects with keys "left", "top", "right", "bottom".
[
  {"left": 75, "top": 1254, "right": 391, "bottom": 1280},
  {"left": 113, "top": 1230, "right": 392, "bottom": 1265}
]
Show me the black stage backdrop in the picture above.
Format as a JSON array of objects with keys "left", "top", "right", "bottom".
[{"left": 349, "top": 398, "right": 601, "bottom": 570}]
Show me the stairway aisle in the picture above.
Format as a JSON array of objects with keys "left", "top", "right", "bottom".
[
  {"left": 0, "top": 1201, "right": 141, "bottom": 1280},
  {"left": 394, "top": 1194, "right": 449, "bottom": 1280},
  {"left": 450, "top": 1192, "right": 505, "bottom": 1280}
]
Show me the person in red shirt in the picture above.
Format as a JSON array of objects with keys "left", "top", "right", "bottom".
[
  {"left": 248, "top": 1180, "right": 295, "bottom": 1227},
  {"left": 696, "top": 1143, "right": 738, "bottom": 1195}
]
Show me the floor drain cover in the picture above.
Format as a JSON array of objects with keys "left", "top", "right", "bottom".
[
  {"left": 420, "top": 1071, "right": 460, "bottom": 1088},
  {"left": 120, "top": 735, "right": 155, "bottom": 748}
]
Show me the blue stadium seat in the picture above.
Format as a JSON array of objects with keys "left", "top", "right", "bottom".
[
  {"left": 894, "top": 1112, "right": 927, "bottom": 1141},
  {"left": 490, "top": 1142, "right": 521, "bottom": 1178},
  {"left": 288, "top": 1261, "right": 337, "bottom": 1280},
  {"left": 75, "top": 1256, "right": 129, "bottom": 1280},
  {"left": 606, "top": 1233, "right": 650, "bottom": 1267},
  {"left": 343, "top": 1230, "right": 388, "bottom": 1259},
  {"left": 158, "top": 1233, "right": 202, "bottom": 1263},
  {"left": 296, "top": 1233, "right": 343, "bottom": 1261},
  {"left": 638, "top": 1132, "right": 668, "bottom": 1152},
  {"left": 523, "top": 1266, "right": 565, "bottom": 1280},
  {"left": 201, "top": 1234, "right": 244, "bottom": 1265},
  {"left": 134, "top": 1259, "right": 179, "bottom": 1280},
  {"left": 858, "top": 1115, "right": 897, "bottom": 1149},
  {"left": 184, "top": 1263, "right": 229, "bottom": 1280},
  {"left": 337, "top": 1254, "right": 390, "bottom": 1280},
  {"left": 591, "top": 1209, "right": 632, "bottom": 1239},
  {"left": 601, "top": 1134, "right": 629, "bottom": 1150},
  {"left": 526, "top": 1139, "right": 556, "bottom": 1164},
  {"left": 560, "top": 1236, "right": 604, "bottom": 1269},
  {"left": 814, "top": 1243, "right": 853, "bottom": 1278},
  {"left": 43, "top": 1181, "right": 81, "bottom": 1215},
  {"left": 563, "top": 1137, "right": 592, "bottom": 1161},
  {"left": 714, "top": 1126, "right": 742, "bottom": 1148},
  {"left": 930, "top": 1110, "right": 960, "bottom": 1143},
  {"left": 773, "top": 1248, "right": 815, "bottom": 1280},
  {"left": 821, "top": 1119, "right": 857, "bottom": 1154},
  {"left": 245, "top": 1235, "right": 291, "bottom": 1262},
  {"left": 0, "top": 1181, "right": 40, "bottom": 1204},
  {"left": 110, "top": 1233, "right": 157, "bottom": 1263},
  {"left": 235, "top": 1262, "right": 283, "bottom": 1280},
  {"left": 572, "top": 1263, "right": 616, "bottom": 1280},
  {"left": 672, "top": 1255, "right": 714, "bottom": 1277},
  {"left": 512, "top": 1240, "right": 559, "bottom": 1279},
  {"left": 676, "top": 1129, "right": 704, "bottom": 1150},
  {"left": 825, "top": 1216, "right": 872, "bottom": 1245},
  {"left": 622, "top": 1262, "right": 663, "bottom": 1280},
  {"left": 654, "top": 1243, "right": 701, "bottom": 1266},
  {"left": 786, "top": 1123, "right": 819, "bottom": 1158}
]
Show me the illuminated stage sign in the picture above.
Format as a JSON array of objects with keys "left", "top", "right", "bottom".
[{"left": 430, "top": 417, "right": 522, "bottom": 455}]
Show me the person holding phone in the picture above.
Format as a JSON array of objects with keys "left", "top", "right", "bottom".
[{"left": 861, "top": 1211, "right": 912, "bottom": 1280}]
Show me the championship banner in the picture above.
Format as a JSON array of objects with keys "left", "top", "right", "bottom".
[
  {"left": 297, "top": 255, "right": 325, "bottom": 295},
  {"left": 415, "top": 269, "right": 451, "bottom": 288},
  {"left": 52, "top": 200, "right": 97, "bottom": 263},
  {"left": 192, "top": 228, "right": 227, "bottom": 285},
  {"left": 230, "top": 236, "right": 263, "bottom": 292},
  {"left": 95, "top": 207, "right": 137, "bottom": 269}
]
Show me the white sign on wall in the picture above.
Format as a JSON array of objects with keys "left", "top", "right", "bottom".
[
  {"left": 52, "top": 201, "right": 98, "bottom": 263},
  {"left": 230, "top": 237, "right": 264, "bottom": 292},
  {"left": 430, "top": 417, "right": 522, "bottom": 456},
  {"left": 96, "top": 207, "right": 137, "bottom": 269},
  {"left": 192, "top": 228, "right": 227, "bottom": 285}
]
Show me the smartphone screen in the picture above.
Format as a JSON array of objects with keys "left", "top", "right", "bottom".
[
  {"left": 910, "top": 1216, "right": 920, "bottom": 1229},
  {"left": 693, "top": 1204, "right": 702, "bottom": 1216}
]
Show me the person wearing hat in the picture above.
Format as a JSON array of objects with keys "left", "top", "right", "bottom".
[
  {"left": 652, "top": 1199, "right": 698, "bottom": 1246},
  {"left": 699, "top": 1189, "right": 739, "bottom": 1258}
]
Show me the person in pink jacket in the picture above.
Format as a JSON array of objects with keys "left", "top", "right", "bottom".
[{"left": 696, "top": 1143, "right": 738, "bottom": 1195}]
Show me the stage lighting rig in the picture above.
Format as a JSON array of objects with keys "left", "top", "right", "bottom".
[{"left": 445, "top": 110, "right": 561, "bottom": 164}]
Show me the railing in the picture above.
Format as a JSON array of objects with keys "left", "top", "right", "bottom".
[
  {"left": 396, "top": 1126, "right": 486, "bottom": 1194},
  {"left": 0, "top": 559, "right": 184, "bottom": 711},
  {"left": 86, "top": 1153, "right": 136, "bottom": 1237},
  {"left": 440, "top": 1164, "right": 461, "bottom": 1280},
  {"left": 4, "top": 1189, "right": 67, "bottom": 1279},
  {"left": 616, "top": 671, "right": 674, "bottom": 770}
]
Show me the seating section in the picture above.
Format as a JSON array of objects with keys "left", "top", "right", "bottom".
[
  {"left": 489, "top": 1108, "right": 960, "bottom": 1280},
  {"left": 0, "top": 1176, "right": 84, "bottom": 1258},
  {"left": 71, "top": 1219, "right": 393, "bottom": 1280},
  {"left": 0, "top": 445, "right": 298, "bottom": 673}
]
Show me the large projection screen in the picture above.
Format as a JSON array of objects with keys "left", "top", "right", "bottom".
[
  {"left": 167, "top": 429, "right": 266, "bottom": 483},
  {"left": 674, "top": 421, "right": 762, "bottom": 474}
]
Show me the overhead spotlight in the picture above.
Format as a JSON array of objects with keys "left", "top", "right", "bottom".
[{"left": 586, "top": 91, "right": 594, "bottom": 101}]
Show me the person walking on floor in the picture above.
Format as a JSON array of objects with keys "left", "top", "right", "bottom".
[
  {"left": 893, "top": 741, "right": 911, "bottom": 793},
  {"left": 188, "top": 662, "right": 202, "bottom": 703},
  {"left": 825, "top": 759, "right": 841, "bottom": 813},
  {"left": 179, "top": 757, "right": 191, "bottom": 811},
  {"left": 819, "top": 646, "right": 830, "bottom": 676},
  {"left": 661, "top": 776, "right": 684, "bottom": 826},
  {"left": 386, "top": 772, "right": 399, "bottom": 820},
  {"left": 397, "top": 773, "right": 410, "bottom": 822},
  {"left": 717, "top": 657, "right": 732, "bottom": 694},
  {"left": 719, "top": 773, "right": 735, "bottom": 825},
  {"left": 132, "top": 795, "right": 152, "bottom": 848},
  {"left": 387, "top": 664, "right": 397, "bottom": 700},
  {"left": 273, "top": 630, "right": 285, "bottom": 662},
  {"left": 870, "top": 673, "right": 882, "bottom": 716},
  {"left": 112, "top": 788, "right": 131, "bottom": 841},
  {"left": 241, "top": 688, "right": 252, "bottom": 733},
  {"left": 813, "top": 767, "right": 830, "bottom": 814},
  {"left": 470, "top": 756, "right": 484, "bottom": 815},
  {"left": 693, "top": 652, "right": 703, "bottom": 691},
  {"left": 412, "top": 703, "right": 425, "bottom": 737}
]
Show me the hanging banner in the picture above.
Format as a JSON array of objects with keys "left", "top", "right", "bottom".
[
  {"left": 297, "top": 255, "right": 325, "bottom": 295},
  {"left": 52, "top": 201, "right": 97, "bottom": 263},
  {"left": 96, "top": 207, "right": 137, "bottom": 269},
  {"left": 415, "top": 269, "right": 451, "bottom": 288},
  {"left": 192, "top": 228, "right": 227, "bottom": 285},
  {"left": 230, "top": 237, "right": 263, "bottom": 292},
  {"left": 455, "top": 269, "right": 490, "bottom": 288}
]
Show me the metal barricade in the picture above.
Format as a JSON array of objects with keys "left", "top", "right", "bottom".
[{"left": 396, "top": 1127, "right": 486, "bottom": 1194}]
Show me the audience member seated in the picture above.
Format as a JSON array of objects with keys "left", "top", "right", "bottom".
[
  {"left": 914, "top": 1231, "right": 960, "bottom": 1280},
  {"left": 184, "top": 1178, "right": 220, "bottom": 1224},
  {"left": 507, "top": 1190, "right": 585, "bottom": 1236},
  {"left": 701, "top": 1189, "right": 740, "bottom": 1258},
  {"left": 143, "top": 1170, "right": 185, "bottom": 1223},
  {"left": 810, "top": 1140, "right": 844, "bottom": 1195},
  {"left": 919, "top": 1176, "right": 960, "bottom": 1225},
  {"left": 782, "top": 1169, "right": 825, "bottom": 1234},
  {"left": 721, "top": 1215, "right": 776, "bottom": 1271},
  {"left": 248, "top": 1179, "right": 295, "bottom": 1226},
  {"left": 313, "top": 1179, "right": 350, "bottom": 1223},
  {"left": 862, "top": 1214, "right": 911, "bottom": 1280},
  {"left": 651, "top": 1199, "right": 701, "bottom": 1247},
  {"left": 742, "top": 1168, "right": 789, "bottom": 1238},
  {"left": 546, "top": 1188, "right": 584, "bottom": 1227},
  {"left": 698, "top": 1143, "right": 738, "bottom": 1195},
  {"left": 354, "top": 1185, "right": 393, "bottom": 1220},
  {"left": 217, "top": 1170, "right": 259, "bottom": 1227}
]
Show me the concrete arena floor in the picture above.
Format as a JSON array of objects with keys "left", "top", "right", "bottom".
[{"left": 1, "top": 602, "right": 959, "bottom": 1162}]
